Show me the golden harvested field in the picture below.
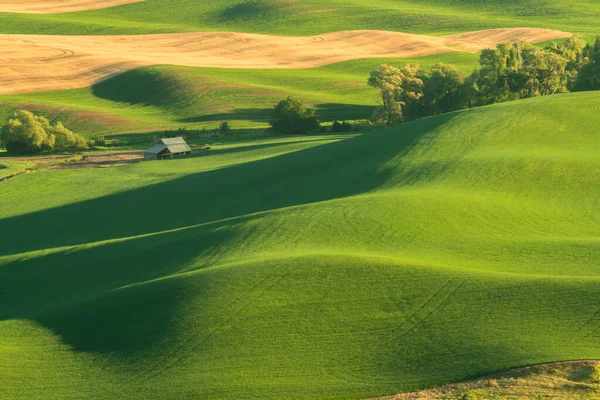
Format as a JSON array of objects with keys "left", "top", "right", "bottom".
[
  {"left": 0, "top": 0, "right": 144, "bottom": 13},
  {"left": 0, "top": 28, "right": 570, "bottom": 94}
]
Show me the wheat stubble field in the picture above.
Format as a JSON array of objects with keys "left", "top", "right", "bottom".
[
  {"left": 0, "top": 0, "right": 144, "bottom": 14},
  {"left": 0, "top": 1, "right": 599, "bottom": 399},
  {"left": 0, "top": 28, "right": 570, "bottom": 94}
]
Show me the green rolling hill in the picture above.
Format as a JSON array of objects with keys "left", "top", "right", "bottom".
[
  {"left": 1, "top": 92, "right": 599, "bottom": 399},
  {"left": 1, "top": 0, "right": 599, "bottom": 36}
]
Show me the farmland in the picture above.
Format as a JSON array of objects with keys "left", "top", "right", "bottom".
[
  {"left": 1, "top": 0, "right": 599, "bottom": 399},
  {"left": 2, "top": 92, "right": 600, "bottom": 399}
]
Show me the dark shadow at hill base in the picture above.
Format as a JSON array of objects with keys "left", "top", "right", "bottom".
[{"left": 179, "top": 103, "right": 374, "bottom": 124}]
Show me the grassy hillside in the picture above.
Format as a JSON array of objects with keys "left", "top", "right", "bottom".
[
  {"left": 1, "top": 0, "right": 599, "bottom": 36},
  {"left": 1, "top": 92, "right": 599, "bottom": 399},
  {"left": 0, "top": 53, "right": 480, "bottom": 135}
]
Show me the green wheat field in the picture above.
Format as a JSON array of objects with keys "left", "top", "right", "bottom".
[{"left": 1, "top": 1, "right": 599, "bottom": 399}]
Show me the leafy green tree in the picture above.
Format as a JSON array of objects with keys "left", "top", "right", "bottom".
[
  {"left": 52, "top": 122, "right": 87, "bottom": 150},
  {"left": 269, "top": 97, "right": 320, "bottom": 134},
  {"left": 367, "top": 64, "right": 404, "bottom": 124},
  {"left": 1, "top": 110, "right": 55, "bottom": 154},
  {"left": 218, "top": 121, "right": 232, "bottom": 135},
  {"left": 0, "top": 110, "right": 87, "bottom": 154},
  {"left": 421, "top": 63, "right": 466, "bottom": 115},
  {"left": 472, "top": 48, "right": 511, "bottom": 105},
  {"left": 368, "top": 64, "right": 424, "bottom": 123},
  {"left": 521, "top": 50, "right": 568, "bottom": 97},
  {"left": 561, "top": 37, "right": 587, "bottom": 64},
  {"left": 574, "top": 50, "right": 600, "bottom": 91}
]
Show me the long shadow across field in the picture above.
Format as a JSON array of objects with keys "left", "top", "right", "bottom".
[{"left": 0, "top": 113, "right": 454, "bottom": 257}]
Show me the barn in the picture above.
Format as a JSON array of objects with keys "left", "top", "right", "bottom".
[{"left": 144, "top": 137, "right": 192, "bottom": 160}]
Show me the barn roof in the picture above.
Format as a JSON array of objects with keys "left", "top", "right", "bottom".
[
  {"left": 145, "top": 143, "right": 167, "bottom": 154},
  {"left": 161, "top": 137, "right": 187, "bottom": 145},
  {"left": 160, "top": 137, "right": 191, "bottom": 153}
]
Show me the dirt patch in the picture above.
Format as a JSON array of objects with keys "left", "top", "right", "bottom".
[
  {"left": 0, "top": 28, "right": 571, "bottom": 94},
  {"left": 0, "top": 0, "right": 144, "bottom": 13},
  {"left": 7, "top": 151, "right": 144, "bottom": 170},
  {"left": 49, "top": 152, "right": 144, "bottom": 169}
]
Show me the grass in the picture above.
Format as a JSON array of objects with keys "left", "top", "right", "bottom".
[
  {"left": 0, "top": 159, "right": 35, "bottom": 179},
  {"left": 0, "top": 52, "right": 480, "bottom": 136},
  {"left": 1, "top": 0, "right": 600, "bottom": 37},
  {"left": 1, "top": 92, "right": 599, "bottom": 399},
  {"left": 382, "top": 361, "right": 600, "bottom": 399}
]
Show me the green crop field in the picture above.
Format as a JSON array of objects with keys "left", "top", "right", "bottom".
[
  {"left": 2, "top": 0, "right": 600, "bottom": 398},
  {"left": 1, "top": 92, "right": 599, "bottom": 399},
  {"left": 1, "top": 0, "right": 600, "bottom": 37}
]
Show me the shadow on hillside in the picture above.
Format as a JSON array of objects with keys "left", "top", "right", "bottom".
[
  {"left": 187, "top": 136, "right": 342, "bottom": 158},
  {"left": 0, "top": 221, "right": 237, "bottom": 354},
  {"left": 91, "top": 68, "right": 192, "bottom": 108},
  {"left": 0, "top": 113, "right": 456, "bottom": 354},
  {"left": 214, "top": 1, "right": 282, "bottom": 23},
  {"left": 179, "top": 103, "right": 374, "bottom": 124},
  {"left": 0, "top": 114, "right": 455, "bottom": 257}
]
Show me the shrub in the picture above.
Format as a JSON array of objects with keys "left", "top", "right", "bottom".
[
  {"left": 330, "top": 121, "right": 353, "bottom": 133},
  {"left": 219, "top": 121, "right": 232, "bottom": 135},
  {"left": 269, "top": 97, "right": 321, "bottom": 134},
  {"left": 95, "top": 135, "right": 107, "bottom": 146},
  {"left": 0, "top": 110, "right": 87, "bottom": 154}
]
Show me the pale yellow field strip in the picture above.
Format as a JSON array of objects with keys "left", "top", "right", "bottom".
[
  {"left": 0, "top": 0, "right": 144, "bottom": 13},
  {"left": 0, "top": 28, "right": 571, "bottom": 94}
]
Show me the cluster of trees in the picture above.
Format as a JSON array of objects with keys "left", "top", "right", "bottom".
[
  {"left": 368, "top": 35, "right": 600, "bottom": 124},
  {"left": 1, "top": 110, "right": 88, "bottom": 154},
  {"left": 269, "top": 97, "right": 360, "bottom": 134},
  {"left": 330, "top": 120, "right": 354, "bottom": 133},
  {"left": 270, "top": 97, "right": 321, "bottom": 134}
]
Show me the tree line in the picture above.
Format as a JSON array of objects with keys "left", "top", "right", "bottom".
[
  {"left": 1, "top": 110, "right": 88, "bottom": 154},
  {"left": 368, "top": 35, "right": 600, "bottom": 125}
]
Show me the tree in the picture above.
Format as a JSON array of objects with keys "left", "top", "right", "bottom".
[
  {"left": 561, "top": 37, "right": 587, "bottom": 64},
  {"left": 367, "top": 64, "right": 424, "bottom": 124},
  {"left": 1, "top": 110, "right": 55, "bottom": 153},
  {"left": 421, "top": 63, "right": 466, "bottom": 115},
  {"left": 367, "top": 64, "right": 404, "bottom": 124},
  {"left": 269, "top": 97, "right": 320, "bottom": 134},
  {"left": 520, "top": 50, "right": 568, "bottom": 97},
  {"left": 0, "top": 110, "right": 87, "bottom": 154},
  {"left": 52, "top": 122, "right": 87, "bottom": 150},
  {"left": 574, "top": 50, "right": 600, "bottom": 91},
  {"left": 218, "top": 121, "right": 232, "bottom": 135},
  {"left": 473, "top": 48, "right": 510, "bottom": 104}
]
